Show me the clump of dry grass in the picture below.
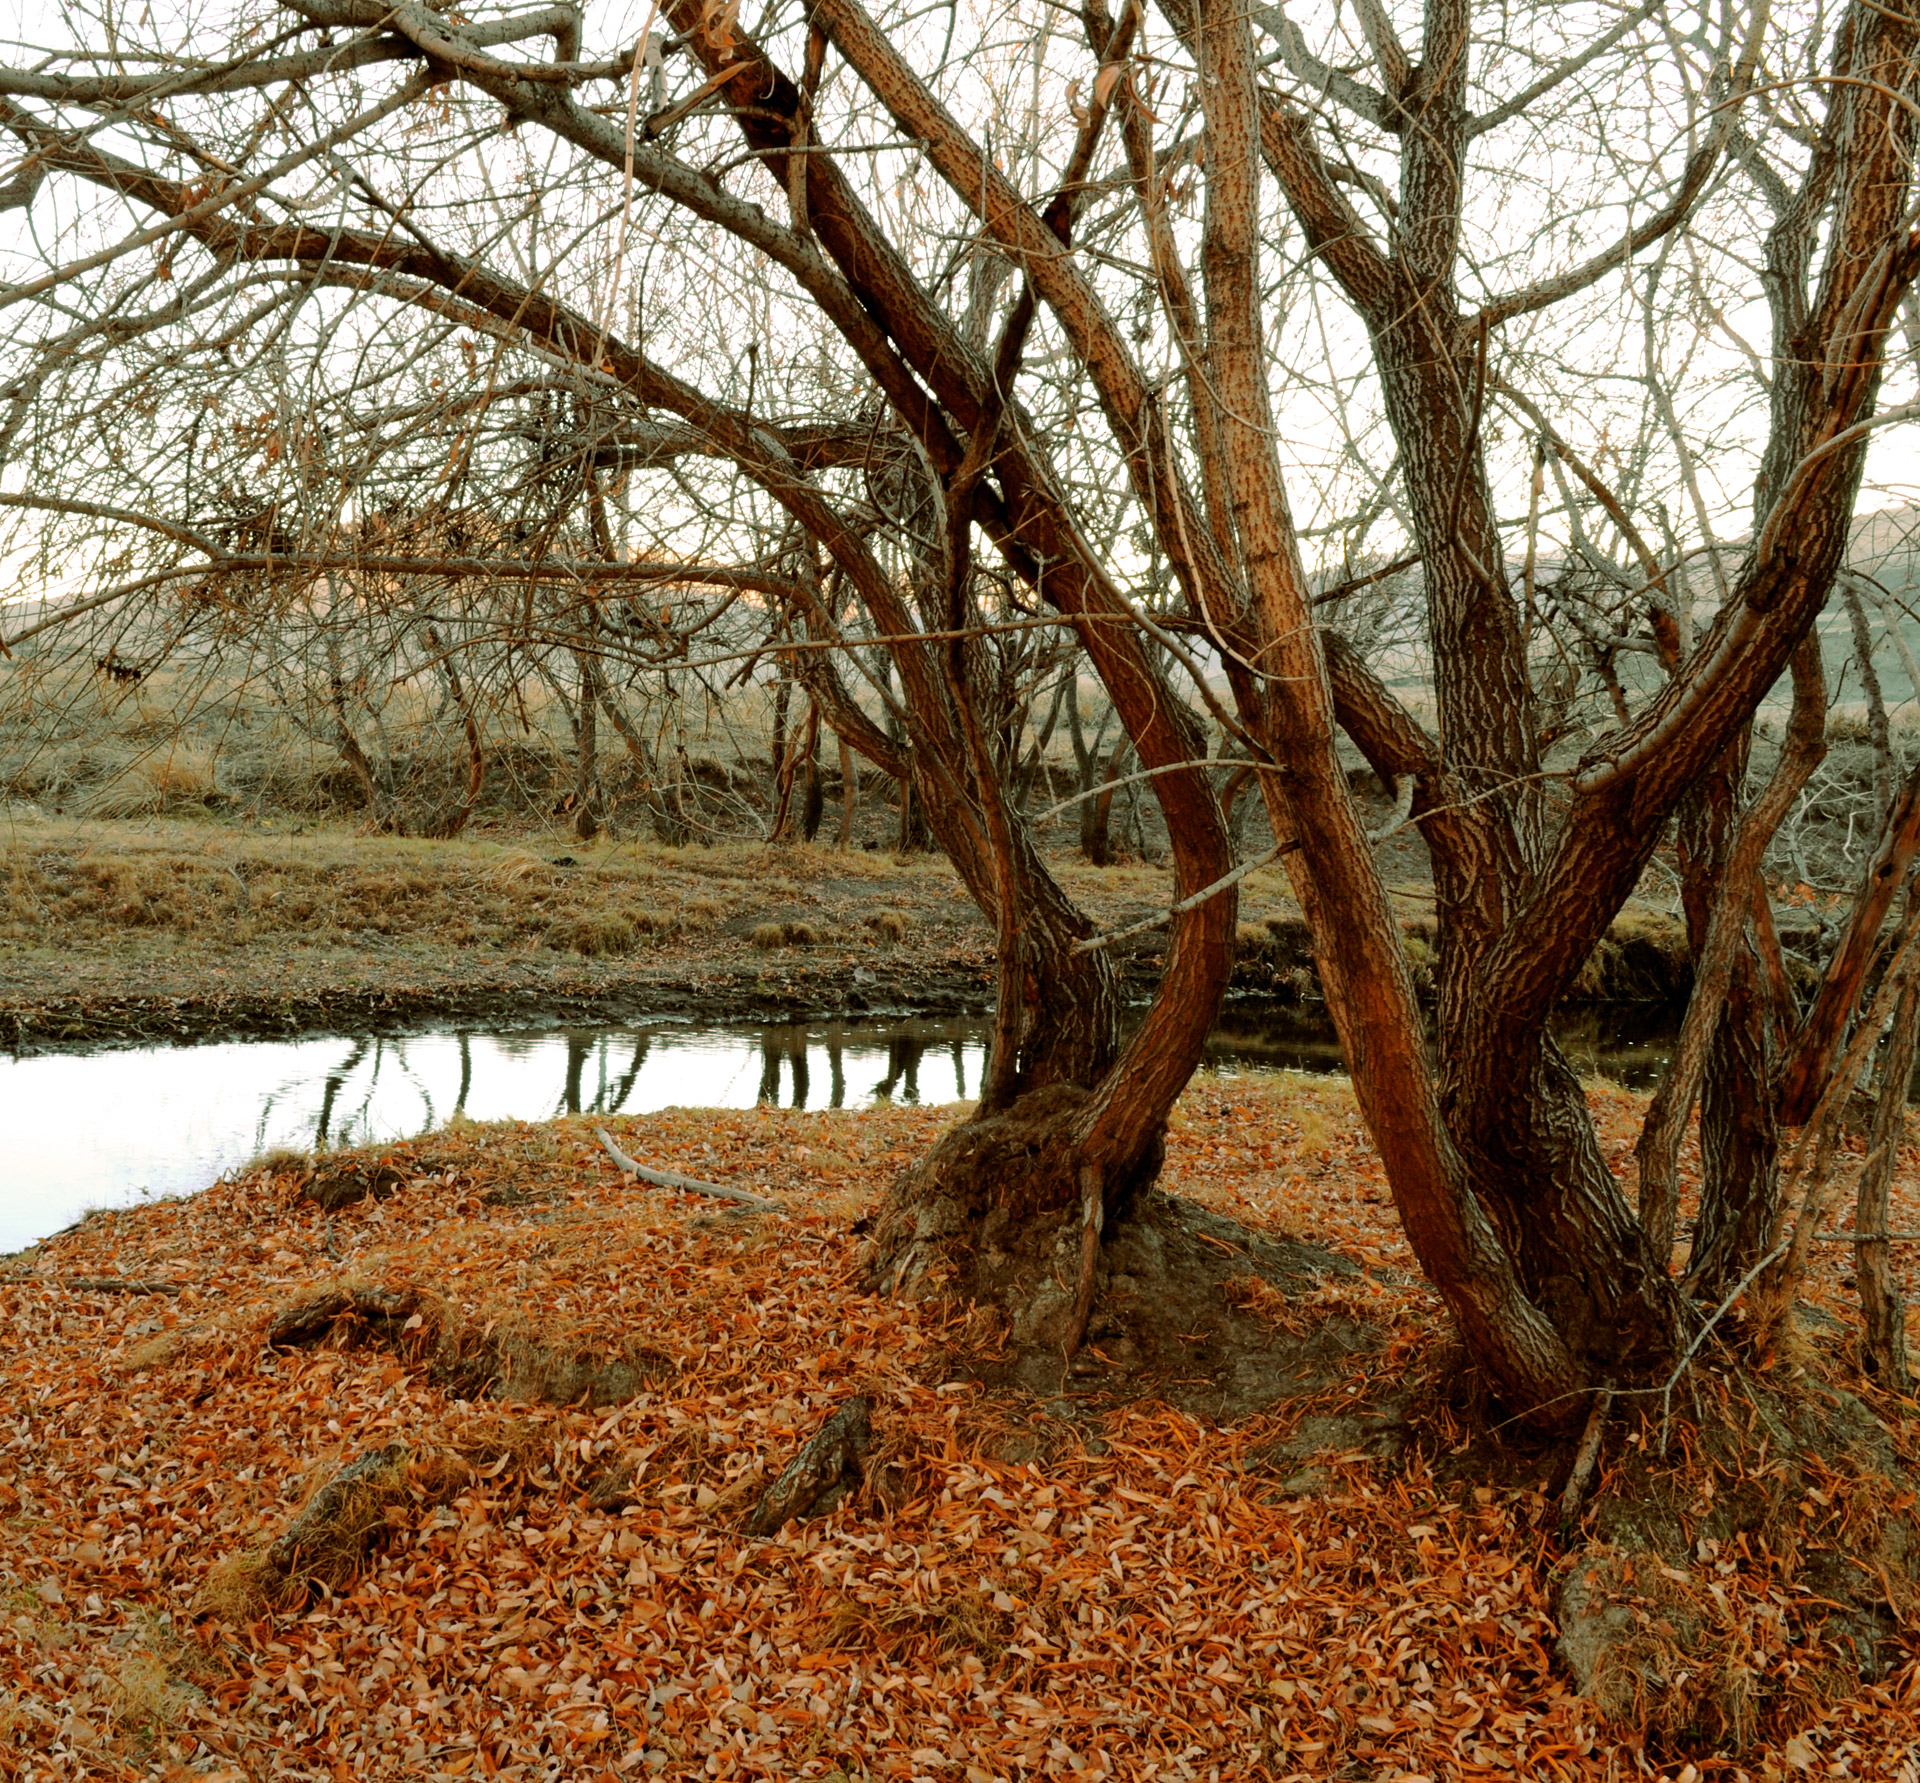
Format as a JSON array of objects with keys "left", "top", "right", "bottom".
[
  {"left": 751, "top": 918, "right": 820, "bottom": 949},
  {"left": 104, "top": 1650, "right": 191, "bottom": 1757},
  {"left": 78, "top": 746, "right": 222, "bottom": 819},
  {"left": 548, "top": 912, "right": 637, "bottom": 957}
]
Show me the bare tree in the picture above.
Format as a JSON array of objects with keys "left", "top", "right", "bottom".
[{"left": 1, "top": 0, "right": 1918, "bottom": 1422}]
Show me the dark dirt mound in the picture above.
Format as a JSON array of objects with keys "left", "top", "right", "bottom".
[
  {"left": 868, "top": 1085, "right": 1383, "bottom": 1423},
  {"left": 963, "top": 1189, "right": 1382, "bottom": 1422},
  {"left": 298, "top": 1157, "right": 405, "bottom": 1211}
]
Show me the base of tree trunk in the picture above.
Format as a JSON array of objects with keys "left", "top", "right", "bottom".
[{"left": 863, "top": 1084, "right": 1382, "bottom": 1422}]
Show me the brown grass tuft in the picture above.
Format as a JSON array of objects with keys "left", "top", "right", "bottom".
[{"left": 547, "top": 913, "right": 636, "bottom": 957}]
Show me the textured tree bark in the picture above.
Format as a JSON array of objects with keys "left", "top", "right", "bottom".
[
  {"left": 1638, "top": 634, "right": 1824, "bottom": 1284},
  {"left": 835, "top": 735, "right": 858, "bottom": 847},
  {"left": 97, "top": 0, "right": 1919, "bottom": 1420},
  {"left": 801, "top": 711, "right": 825, "bottom": 842},
  {"left": 1857, "top": 975, "right": 1917, "bottom": 1388},
  {"left": 572, "top": 642, "right": 601, "bottom": 842}
]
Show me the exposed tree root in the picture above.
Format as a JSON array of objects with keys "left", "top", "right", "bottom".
[
  {"left": 267, "top": 1281, "right": 674, "bottom": 1407},
  {"left": 743, "top": 1395, "right": 873, "bottom": 1537},
  {"left": 196, "top": 1443, "right": 473, "bottom": 1615},
  {"left": 1312, "top": 1324, "right": 1920, "bottom": 1758}
]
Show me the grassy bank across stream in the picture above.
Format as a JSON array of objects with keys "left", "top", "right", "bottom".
[
  {"left": 4, "top": 1076, "right": 1919, "bottom": 1779},
  {"left": 1, "top": 815, "right": 1702, "bottom": 1051}
]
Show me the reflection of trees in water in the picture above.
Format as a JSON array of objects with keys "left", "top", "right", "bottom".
[
  {"left": 606, "top": 1034, "right": 649, "bottom": 1111},
  {"left": 312, "top": 1037, "right": 370, "bottom": 1144},
  {"left": 491, "top": 1032, "right": 547, "bottom": 1060},
  {"left": 246, "top": 1021, "right": 992, "bottom": 1155},
  {"left": 872, "top": 1038, "right": 922, "bottom": 1103},
  {"left": 758, "top": 1030, "right": 814, "bottom": 1108},
  {"left": 560, "top": 1031, "right": 652, "bottom": 1116}
]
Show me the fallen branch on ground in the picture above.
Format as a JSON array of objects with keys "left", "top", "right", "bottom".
[
  {"left": 595, "top": 1128, "right": 787, "bottom": 1213},
  {"left": 0, "top": 1275, "right": 186, "bottom": 1295}
]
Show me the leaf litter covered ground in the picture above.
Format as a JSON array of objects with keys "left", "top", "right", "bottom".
[{"left": 5, "top": 1077, "right": 1920, "bottom": 1781}]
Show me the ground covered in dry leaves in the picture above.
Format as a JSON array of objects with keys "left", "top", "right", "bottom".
[{"left": 4, "top": 1077, "right": 1920, "bottom": 1782}]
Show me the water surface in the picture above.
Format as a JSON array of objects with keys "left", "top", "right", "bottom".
[{"left": 0, "top": 1005, "right": 1679, "bottom": 1253}]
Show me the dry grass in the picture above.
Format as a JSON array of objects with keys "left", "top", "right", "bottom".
[{"left": 0, "top": 816, "right": 964, "bottom": 962}]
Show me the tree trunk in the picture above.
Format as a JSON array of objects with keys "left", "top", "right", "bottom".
[
  {"left": 895, "top": 777, "right": 930, "bottom": 852},
  {"left": 419, "top": 620, "right": 484, "bottom": 839},
  {"left": 836, "top": 734, "right": 858, "bottom": 846},
  {"left": 1084, "top": 741, "right": 1132, "bottom": 866},
  {"left": 801, "top": 708, "right": 825, "bottom": 842},
  {"left": 1778, "top": 762, "right": 1920, "bottom": 1123},
  {"left": 1857, "top": 973, "right": 1917, "bottom": 1388},
  {"left": 572, "top": 642, "right": 601, "bottom": 841}
]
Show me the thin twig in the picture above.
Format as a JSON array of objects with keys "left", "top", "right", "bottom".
[
  {"left": 595, "top": 1128, "right": 787, "bottom": 1213},
  {"left": 1661, "top": 1241, "right": 1788, "bottom": 1457},
  {"left": 1071, "top": 840, "right": 1296, "bottom": 955}
]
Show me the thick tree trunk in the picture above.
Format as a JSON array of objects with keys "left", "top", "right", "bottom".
[{"left": 836, "top": 735, "right": 858, "bottom": 846}]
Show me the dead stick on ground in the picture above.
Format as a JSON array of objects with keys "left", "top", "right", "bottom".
[
  {"left": 1558, "top": 1383, "right": 1614, "bottom": 1525},
  {"left": 595, "top": 1129, "right": 787, "bottom": 1213}
]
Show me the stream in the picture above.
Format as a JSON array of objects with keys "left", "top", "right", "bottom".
[{"left": 0, "top": 1004, "right": 1680, "bottom": 1253}]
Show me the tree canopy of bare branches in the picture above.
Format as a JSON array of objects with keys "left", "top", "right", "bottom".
[{"left": 3, "top": 0, "right": 1919, "bottom": 1420}]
